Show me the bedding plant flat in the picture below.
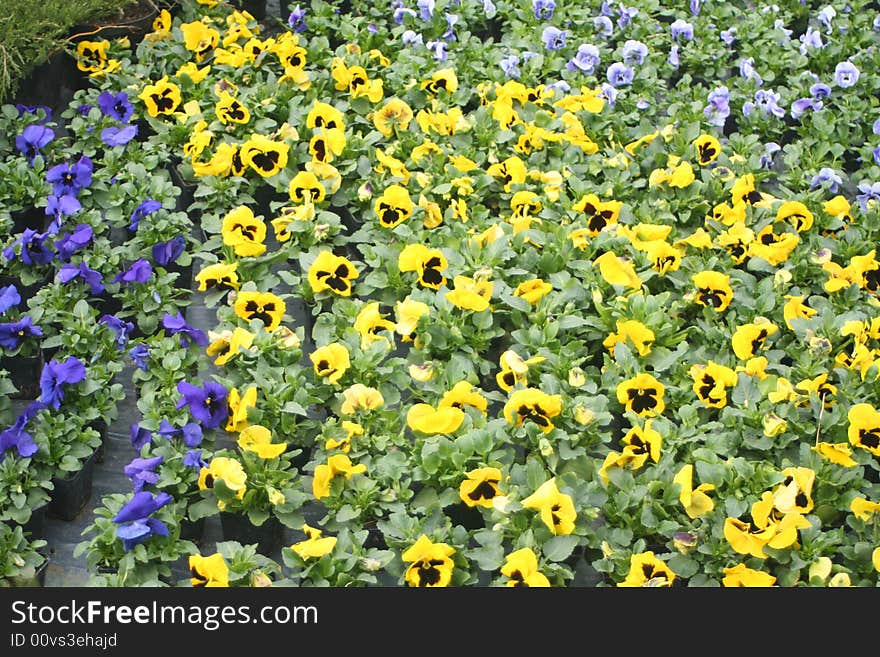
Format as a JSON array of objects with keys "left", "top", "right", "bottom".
[{"left": 2, "top": 0, "right": 880, "bottom": 587}]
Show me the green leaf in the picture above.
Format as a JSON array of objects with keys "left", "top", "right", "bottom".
[
  {"left": 542, "top": 535, "right": 580, "bottom": 562},
  {"left": 668, "top": 554, "right": 700, "bottom": 578},
  {"left": 334, "top": 504, "right": 360, "bottom": 523},
  {"left": 187, "top": 499, "right": 219, "bottom": 521},
  {"left": 282, "top": 401, "right": 308, "bottom": 416}
]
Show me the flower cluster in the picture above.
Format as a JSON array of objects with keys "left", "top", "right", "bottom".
[{"left": 2, "top": 0, "right": 879, "bottom": 588}]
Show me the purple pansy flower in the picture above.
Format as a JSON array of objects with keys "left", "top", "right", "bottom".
[
  {"left": 101, "top": 124, "right": 138, "bottom": 148},
  {"left": 130, "top": 422, "right": 153, "bottom": 450},
  {"left": 790, "top": 97, "right": 822, "bottom": 120},
  {"left": 176, "top": 380, "right": 229, "bottom": 429},
  {"left": 773, "top": 19, "right": 792, "bottom": 39},
  {"left": 287, "top": 5, "right": 307, "bottom": 32},
  {"left": 16, "top": 104, "right": 52, "bottom": 121},
  {"left": 97, "top": 91, "right": 134, "bottom": 123},
  {"left": 183, "top": 449, "right": 208, "bottom": 470},
  {"left": 855, "top": 182, "right": 880, "bottom": 213},
  {"left": 114, "top": 259, "right": 153, "bottom": 285},
  {"left": 810, "top": 83, "right": 831, "bottom": 100},
  {"left": 739, "top": 57, "right": 763, "bottom": 86},
  {"left": 599, "top": 82, "right": 618, "bottom": 107},
  {"left": 818, "top": 5, "right": 836, "bottom": 32},
  {"left": 45, "top": 194, "right": 82, "bottom": 223},
  {"left": 426, "top": 40, "right": 448, "bottom": 60},
  {"left": 616, "top": 4, "right": 638, "bottom": 28},
  {"left": 0, "top": 401, "right": 45, "bottom": 460},
  {"left": 53, "top": 224, "right": 93, "bottom": 261},
  {"left": 113, "top": 491, "right": 172, "bottom": 552},
  {"left": 114, "top": 490, "right": 172, "bottom": 523},
  {"left": 704, "top": 86, "right": 731, "bottom": 128},
  {"left": 499, "top": 54, "right": 521, "bottom": 78},
  {"left": 4, "top": 229, "right": 54, "bottom": 266},
  {"left": 15, "top": 125, "right": 55, "bottom": 165},
  {"left": 39, "top": 356, "right": 86, "bottom": 410},
  {"left": 45, "top": 156, "right": 93, "bottom": 198},
  {"left": 158, "top": 419, "right": 204, "bottom": 448},
  {"left": 393, "top": 7, "right": 416, "bottom": 24},
  {"left": 124, "top": 455, "right": 164, "bottom": 493},
  {"left": 57, "top": 262, "right": 104, "bottom": 295},
  {"left": 744, "top": 89, "right": 785, "bottom": 118},
  {"left": 0, "top": 285, "right": 20, "bottom": 315},
  {"left": 417, "top": 0, "right": 434, "bottom": 20},
  {"left": 401, "top": 29, "right": 422, "bottom": 46},
  {"left": 129, "top": 343, "right": 149, "bottom": 371},
  {"left": 99, "top": 314, "right": 136, "bottom": 349},
  {"left": 162, "top": 312, "right": 208, "bottom": 348},
  {"left": 799, "top": 27, "right": 824, "bottom": 55},
  {"left": 0, "top": 317, "right": 44, "bottom": 349},
  {"left": 152, "top": 236, "right": 186, "bottom": 268},
  {"left": 128, "top": 199, "right": 162, "bottom": 232},
  {"left": 443, "top": 13, "right": 458, "bottom": 40},
  {"left": 759, "top": 142, "right": 781, "bottom": 170}
]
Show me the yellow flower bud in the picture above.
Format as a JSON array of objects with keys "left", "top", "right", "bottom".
[
  {"left": 809, "top": 556, "right": 832, "bottom": 583},
  {"left": 574, "top": 406, "right": 595, "bottom": 426},
  {"left": 762, "top": 413, "right": 787, "bottom": 437}
]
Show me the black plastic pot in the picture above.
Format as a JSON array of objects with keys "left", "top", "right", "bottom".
[
  {"left": 167, "top": 160, "right": 196, "bottom": 215},
  {"left": 0, "top": 352, "right": 44, "bottom": 400},
  {"left": 9, "top": 555, "right": 49, "bottom": 587},
  {"left": 444, "top": 502, "right": 485, "bottom": 531},
  {"left": 10, "top": 50, "right": 81, "bottom": 115},
  {"left": 165, "top": 261, "right": 194, "bottom": 293},
  {"left": 91, "top": 419, "right": 109, "bottom": 464},
  {"left": 68, "top": 1, "right": 159, "bottom": 49},
  {"left": 48, "top": 450, "right": 97, "bottom": 521},
  {"left": 290, "top": 444, "right": 314, "bottom": 473},
  {"left": 179, "top": 516, "right": 205, "bottom": 543},
  {"left": 219, "top": 512, "right": 283, "bottom": 556},
  {"left": 331, "top": 205, "right": 360, "bottom": 237},
  {"left": 19, "top": 502, "right": 48, "bottom": 540},
  {"left": 35, "top": 556, "right": 49, "bottom": 587},
  {"left": 232, "top": 0, "right": 267, "bottom": 20},
  {"left": 363, "top": 523, "right": 387, "bottom": 550},
  {"left": 11, "top": 207, "right": 47, "bottom": 234},
  {"left": 0, "top": 272, "right": 51, "bottom": 309},
  {"left": 94, "top": 291, "right": 123, "bottom": 318}
]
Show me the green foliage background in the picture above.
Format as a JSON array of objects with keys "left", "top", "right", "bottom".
[{"left": 0, "top": 0, "right": 147, "bottom": 104}]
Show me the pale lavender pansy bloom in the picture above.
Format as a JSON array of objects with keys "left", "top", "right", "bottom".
[
  {"left": 567, "top": 43, "right": 600, "bottom": 73},
  {"left": 606, "top": 61, "right": 634, "bottom": 87},
  {"left": 810, "top": 167, "right": 843, "bottom": 193},
  {"left": 621, "top": 39, "right": 647, "bottom": 65},
  {"left": 834, "top": 61, "right": 859, "bottom": 87},
  {"left": 670, "top": 19, "right": 693, "bottom": 41}
]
